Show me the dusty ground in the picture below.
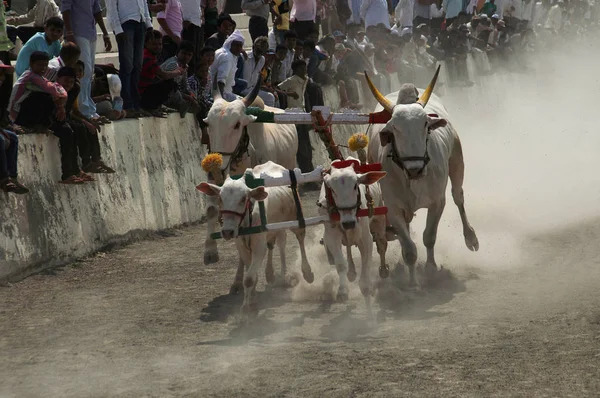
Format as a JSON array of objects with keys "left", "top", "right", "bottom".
[
  {"left": 2, "top": 190, "right": 600, "bottom": 397},
  {"left": 4, "top": 39, "right": 600, "bottom": 397}
]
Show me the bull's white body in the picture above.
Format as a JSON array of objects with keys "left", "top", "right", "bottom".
[
  {"left": 317, "top": 159, "right": 388, "bottom": 314},
  {"left": 203, "top": 99, "right": 299, "bottom": 265},
  {"left": 198, "top": 161, "right": 313, "bottom": 319},
  {"left": 368, "top": 90, "right": 456, "bottom": 212},
  {"left": 366, "top": 86, "right": 479, "bottom": 288}
]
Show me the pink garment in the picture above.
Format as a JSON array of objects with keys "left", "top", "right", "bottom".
[
  {"left": 157, "top": 0, "right": 184, "bottom": 39},
  {"left": 290, "top": 0, "right": 317, "bottom": 22}
]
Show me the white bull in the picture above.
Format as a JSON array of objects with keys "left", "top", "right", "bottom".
[
  {"left": 197, "top": 161, "right": 314, "bottom": 318},
  {"left": 365, "top": 66, "right": 480, "bottom": 289},
  {"left": 202, "top": 78, "right": 298, "bottom": 267},
  {"left": 318, "top": 158, "right": 387, "bottom": 314}
]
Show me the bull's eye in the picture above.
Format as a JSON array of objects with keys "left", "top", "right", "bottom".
[{"left": 234, "top": 121, "right": 241, "bottom": 129}]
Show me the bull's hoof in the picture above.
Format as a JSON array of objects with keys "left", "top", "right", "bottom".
[
  {"left": 302, "top": 269, "right": 315, "bottom": 284},
  {"left": 464, "top": 227, "right": 480, "bottom": 252},
  {"left": 336, "top": 291, "right": 349, "bottom": 302},
  {"left": 379, "top": 265, "right": 390, "bottom": 279},
  {"left": 229, "top": 283, "right": 243, "bottom": 295},
  {"left": 347, "top": 268, "right": 357, "bottom": 282},
  {"left": 204, "top": 251, "right": 219, "bottom": 265}
]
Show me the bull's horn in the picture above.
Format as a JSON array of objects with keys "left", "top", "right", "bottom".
[
  {"left": 242, "top": 75, "right": 262, "bottom": 107},
  {"left": 364, "top": 71, "right": 394, "bottom": 114},
  {"left": 212, "top": 74, "right": 222, "bottom": 101},
  {"left": 417, "top": 64, "right": 441, "bottom": 108}
]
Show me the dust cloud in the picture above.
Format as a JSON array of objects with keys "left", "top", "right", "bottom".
[{"left": 291, "top": 37, "right": 600, "bottom": 303}]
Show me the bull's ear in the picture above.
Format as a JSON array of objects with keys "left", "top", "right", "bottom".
[
  {"left": 358, "top": 171, "right": 387, "bottom": 185},
  {"left": 428, "top": 116, "right": 447, "bottom": 130},
  {"left": 380, "top": 131, "right": 392, "bottom": 146},
  {"left": 248, "top": 186, "right": 268, "bottom": 201},
  {"left": 196, "top": 182, "right": 221, "bottom": 196}
]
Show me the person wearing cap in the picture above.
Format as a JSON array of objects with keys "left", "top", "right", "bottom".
[
  {"left": 332, "top": 30, "right": 345, "bottom": 43},
  {"left": 204, "top": 13, "right": 235, "bottom": 50},
  {"left": 0, "top": 60, "right": 28, "bottom": 195},
  {"left": 210, "top": 29, "right": 245, "bottom": 101}
]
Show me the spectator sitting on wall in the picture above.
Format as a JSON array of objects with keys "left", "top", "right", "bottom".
[
  {"left": 14, "top": 16, "right": 63, "bottom": 77},
  {"left": 187, "top": 60, "right": 212, "bottom": 143},
  {"left": 91, "top": 66, "right": 125, "bottom": 121},
  {"left": 205, "top": 13, "right": 236, "bottom": 50},
  {"left": 160, "top": 40, "right": 199, "bottom": 117},
  {"left": 157, "top": 0, "right": 184, "bottom": 63},
  {"left": 6, "top": 0, "right": 62, "bottom": 46},
  {"left": 210, "top": 29, "right": 244, "bottom": 101},
  {"left": 139, "top": 30, "right": 186, "bottom": 116},
  {"left": 9, "top": 51, "right": 67, "bottom": 134},
  {"left": 70, "top": 61, "right": 116, "bottom": 174},
  {"left": 0, "top": 61, "right": 28, "bottom": 195},
  {"left": 44, "top": 40, "right": 80, "bottom": 82}
]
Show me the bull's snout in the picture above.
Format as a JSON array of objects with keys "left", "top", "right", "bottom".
[
  {"left": 341, "top": 221, "right": 356, "bottom": 230},
  {"left": 222, "top": 229, "right": 236, "bottom": 240},
  {"left": 406, "top": 167, "right": 423, "bottom": 180}
]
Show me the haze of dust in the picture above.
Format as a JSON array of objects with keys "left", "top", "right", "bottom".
[{"left": 291, "top": 38, "right": 600, "bottom": 303}]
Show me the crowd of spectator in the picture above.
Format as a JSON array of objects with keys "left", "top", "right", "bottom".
[{"left": 0, "top": 0, "right": 596, "bottom": 195}]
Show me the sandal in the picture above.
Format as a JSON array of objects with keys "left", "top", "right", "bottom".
[
  {"left": 124, "top": 109, "right": 140, "bottom": 119},
  {"left": 79, "top": 171, "right": 96, "bottom": 182},
  {"left": 9, "top": 179, "right": 30, "bottom": 194},
  {"left": 59, "top": 175, "right": 85, "bottom": 184},
  {"left": 98, "top": 116, "right": 112, "bottom": 124},
  {"left": 151, "top": 109, "right": 168, "bottom": 118},
  {"left": 83, "top": 161, "right": 115, "bottom": 174}
]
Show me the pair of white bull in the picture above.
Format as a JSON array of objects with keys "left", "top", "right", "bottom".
[{"left": 198, "top": 67, "right": 479, "bottom": 318}]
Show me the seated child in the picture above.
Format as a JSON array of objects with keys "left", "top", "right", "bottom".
[
  {"left": 277, "top": 59, "right": 307, "bottom": 110},
  {"left": 9, "top": 51, "right": 67, "bottom": 133},
  {"left": 160, "top": 40, "right": 199, "bottom": 117}
]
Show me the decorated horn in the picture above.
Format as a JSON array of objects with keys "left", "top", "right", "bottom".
[
  {"left": 212, "top": 74, "right": 222, "bottom": 101},
  {"left": 242, "top": 75, "right": 262, "bottom": 107},
  {"left": 364, "top": 71, "right": 394, "bottom": 114},
  {"left": 417, "top": 64, "right": 441, "bottom": 108}
]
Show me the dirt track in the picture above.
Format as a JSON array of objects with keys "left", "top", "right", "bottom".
[{"left": 2, "top": 189, "right": 600, "bottom": 397}]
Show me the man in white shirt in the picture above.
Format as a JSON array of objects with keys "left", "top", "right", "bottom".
[
  {"left": 241, "top": 36, "right": 275, "bottom": 106},
  {"left": 106, "top": 0, "right": 154, "bottom": 118},
  {"left": 289, "top": 0, "right": 317, "bottom": 40},
  {"left": 181, "top": 0, "right": 204, "bottom": 77},
  {"left": 210, "top": 29, "right": 245, "bottom": 101}
]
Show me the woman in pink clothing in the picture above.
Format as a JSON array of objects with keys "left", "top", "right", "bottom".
[{"left": 290, "top": 0, "right": 317, "bottom": 40}]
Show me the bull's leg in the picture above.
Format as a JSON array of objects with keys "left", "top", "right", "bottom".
[
  {"left": 204, "top": 197, "right": 220, "bottom": 264},
  {"left": 241, "top": 235, "right": 268, "bottom": 320},
  {"left": 265, "top": 239, "right": 276, "bottom": 285},
  {"left": 358, "top": 233, "right": 374, "bottom": 316},
  {"left": 449, "top": 137, "right": 480, "bottom": 252},
  {"left": 323, "top": 229, "right": 349, "bottom": 302},
  {"left": 345, "top": 243, "right": 357, "bottom": 282},
  {"left": 291, "top": 228, "right": 314, "bottom": 284},
  {"left": 387, "top": 210, "right": 419, "bottom": 289},
  {"left": 371, "top": 215, "right": 389, "bottom": 279},
  {"left": 276, "top": 231, "right": 289, "bottom": 286},
  {"left": 231, "top": 240, "right": 251, "bottom": 295},
  {"left": 423, "top": 198, "right": 446, "bottom": 275}
]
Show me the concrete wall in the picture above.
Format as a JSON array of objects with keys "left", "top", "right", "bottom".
[{"left": 1, "top": 114, "right": 210, "bottom": 283}]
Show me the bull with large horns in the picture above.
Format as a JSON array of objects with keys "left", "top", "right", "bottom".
[{"left": 365, "top": 65, "right": 480, "bottom": 289}]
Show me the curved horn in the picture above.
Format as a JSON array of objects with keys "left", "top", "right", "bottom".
[
  {"left": 242, "top": 75, "right": 262, "bottom": 107},
  {"left": 417, "top": 64, "right": 441, "bottom": 108},
  {"left": 212, "top": 74, "right": 222, "bottom": 101},
  {"left": 364, "top": 71, "right": 394, "bottom": 114}
]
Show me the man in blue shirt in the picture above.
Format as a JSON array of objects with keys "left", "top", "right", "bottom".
[{"left": 14, "top": 16, "right": 63, "bottom": 77}]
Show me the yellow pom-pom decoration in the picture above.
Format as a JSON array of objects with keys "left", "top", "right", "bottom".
[
  {"left": 202, "top": 153, "right": 223, "bottom": 173},
  {"left": 348, "top": 133, "right": 369, "bottom": 152}
]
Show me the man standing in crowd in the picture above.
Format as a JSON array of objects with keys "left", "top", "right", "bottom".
[
  {"left": 106, "top": 0, "right": 154, "bottom": 119},
  {"left": 242, "top": 0, "right": 277, "bottom": 42},
  {"left": 6, "top": 0, "right": 62, "bottom": 46},
  {"left": 61, "top": 0, "right": 112, "bottom": 123},
  {"left": 181, "top": 0, "right": 205, "bottom": 76}
]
